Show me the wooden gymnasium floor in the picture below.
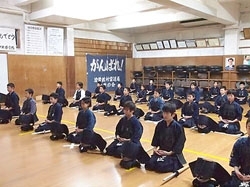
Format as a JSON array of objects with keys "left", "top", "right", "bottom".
[{"left": 0, "top": 94, "right": 249, "bottom": 187}]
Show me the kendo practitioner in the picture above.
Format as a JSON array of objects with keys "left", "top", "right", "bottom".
[
  {"left": 218, "top": 90, "right": 243, "bottom": 134},
  {"left": 65, "top": 97, "right": 107, "bottom": 152},
  {"left": 92, "top": 85, "right": 111, "bottom": 111},
  {"left": 145, "top": 102, "right": 186, "bottom": 173},
  {"left": 55, "top": 81, "right": 68, "bottom": 107},
  {"left": 196, "top": 115, "right": 219, "bottom": 134},
  {"left": 129, "top": 78, "right": 139, "bottom": 94},
  {"left": 209, "top": 81, "right": 220, "bottom": 101},
  {"left": 35, "top": 93, "right": 63, "bottom": 132},
  {"left": 178, "top": 92, "right": 199, "bottom": 128},
  {"left": 200, "top": 86, "right": 227, "bottom": 114},
  {"left": 69, "top": 82, "right": 85, "bottom": 108},
  {"left": 42, "top": 81, "right": 68, "bottom": 107},
  {"left": 144, "top": 88, "right": 164, "bottom": 121},
  {"left": 162, "top": 81, "right": 183, "bottom": 110},
  {"left": 92, "top": 81, "right": 102, "bottom": 99},
  {"left": 104, "top": 87, "right": 132, "bottom": 116},
  {"left": 135, "top": 85, "right": 147, "bottom": 103},
  {"left": 0, "top": 83, "right": 20, "bottom": 124},
  {"left": 223, "top": 118, "right": 250, "bottom": 187},
  {"left": 106, "top": 101, "right": 150, "bottom": 169},
  {"left": 235, "top": 82, "right": 248, "bottom": 105},
  {"left": 187, "top": 82, "right": 200, "bottom": 103},
  {"left": 16, "top": 88, "right": 39, "bottom": 131},
  {"left": 146, "top": 79, "right": 156, "bottom": 96},
  {"left": 113, "top": 82, "right": 124, "bottom": 101},
  {"left": 189, "top": 157, "right": 231, "bottom": 187}
]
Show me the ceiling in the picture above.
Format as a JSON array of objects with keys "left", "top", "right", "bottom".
[{"left": 3, "top": 0, "right": 250, "bottom": 34}]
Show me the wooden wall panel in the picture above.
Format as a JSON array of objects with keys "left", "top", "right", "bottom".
[
  {"left": 8, "top": 55, "right": 67, "bottom": 98},
  {"left": 74, "top": 38, "right": 132, "bottom": 58},
  {"left": 65, "top": 56, "right": 76, "bottom": 97},
  {"left": 75, "top": 56, "right": 87, "bottom": 91}
]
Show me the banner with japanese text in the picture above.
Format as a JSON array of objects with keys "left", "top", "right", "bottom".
[{"left": 86, "top": 54, "right": 126, "bottom": 92}]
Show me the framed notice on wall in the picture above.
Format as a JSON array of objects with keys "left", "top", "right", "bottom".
[
  {"left": 25, "top": 24, "right": 45, "bottom": 55},
  {"left": 47, "top": 27, "right": 64, "bottom": 55}
]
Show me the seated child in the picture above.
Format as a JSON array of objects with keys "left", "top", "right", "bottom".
[
  {"left": 92, "top": 81, "right": 102, "bottom": 99},
  {"left": 55, "top": 81, "right": 68, "bottom": 107},
  {"left": 92, "top": 85, "right": 111, "bottom": 111},
  {"left": 69, "top": 82, "right": 85, "bottom": 108},
  {"left": 135, "top": 85, "right": 147, "bottom": 103},
  {"left": 209, "top": 81, "right": 220, "bottom": 101},
  {"left": 145, "top": 102, "right": 186, "bottom": 173},
  {"left": 0, "top": 83, "right": 20, "bottom": 123},
  {"left": 106, "top": 101, "right": 150, "bottom": 169},
  {"left": 218, "top": 90, "right": 243, "bottom": 134},
  {"left": 35, "top": 93, "right": 63, "bottom": 132},
  {"left": 178, "top": 92, "right": 199, "bottom": 128},
  {"left": 16, "top": 88, "right": 38, "bottom": 131},
  {"left": 187, "top": 82, "right": 200, "bottom": 103},
  {"left": 129, "top": 78, "right": 139, "bottom": 94},
  {"left": 235, "top": 81, "right": 248, "bottom": 105},
  {"left": 113, "top": 82, "right": 124, "bottom": 101},
  {"left": 144, "top": 88, "right": 164, "bottom": 122}
]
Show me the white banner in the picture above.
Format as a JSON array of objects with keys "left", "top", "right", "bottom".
[
  {"left": 0, "top": 28, "right": 16, "bottom": 52},
  {"left": 47, "top": 27, "right": 64, "bottom": 55},
  {"left": 25, "top": 24, "right": 45, "bottom": 55}
]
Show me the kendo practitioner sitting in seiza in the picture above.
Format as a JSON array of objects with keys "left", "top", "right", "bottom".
[
  {"left": 178, "top": 92, "right": 199, "bottom": 128},
  {"left": 223, "top": 118, "right": 250, "bottom": 187},
  {"left": 0, "top": 83, "right": 20, "bottom": 123},
  {"left": 145, "top": 102, "right": 186, "bottom": 173},
  {"left": 105, "top": 101, "right": 150, "bottom": 169},
  {"left": 92, "top": 85, "right": 111, "bottom": 111},
  {"left": 218, "top": 90, "right": 243, "bottom": 134},
  {"left": 35, "top": 93, "right": 63, "bottom": 132}
]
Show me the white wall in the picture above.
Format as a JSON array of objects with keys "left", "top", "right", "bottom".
[{"left": 239, "top": 12, "right": 250, "bottom": 55}]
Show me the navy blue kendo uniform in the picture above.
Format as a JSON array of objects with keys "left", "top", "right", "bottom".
[
  {"left": 105, "top": 94, "right": 133, "bottom": 116},
  {"left": 55, "top": 87, "right": 68, "bottom": 107},
  {"left": 145, "top": 120, "right": 186, "bottom": 173},
  {"left": 35, "top": 102, "right": 63, "bottom": 132},
  {"left": 18, "top": 98, "right": 38, "bottom": 125},
  {"left": 106, "top": 115, "right": 150, "bottom": 166},
  {"left": 178, "top": 101, "right": 199, "bottom": 128},
  {"left": 92, "top": 86, "right": 101, "bottom": 99},
  {"left": 209, "top": 86, "right": 220, "bottom": 101},
  {"left": 235, "top": 88, "right": 248, "bottom": 105},
  {"left": 130, "top": 82, "right": 139, "bottom": 93},
  {"left": 223, "top": 137, "right": 250, "bottom": 187},
  {"left": 0, "top": 91, "right": 20, "bottom": 123},
  {"left": 144, "top": 97, "right": 164, "bottom": 121},
  {"left": 92, "top": 92, "right": 111, "bottom": 111},
  {"left": 218, "top": 101, "right": 242, "bottom": 134},
  {"left": 162, "top": 88, "right": 183, "bottom": 110},
  {"left": 201, "top": 94, "right": 227, "bottom": 114},
  {"left": 135, "top": 89, "right": 147, "bottom": 103},
  {"left": 67, "top": 109, "right": 106, "bottom": 152},
  {"left": 187, "top": 88, "right": 200, "bottom": 103},
  {"left": 114, "top": 87, "right": 124, "bottom": 101}
]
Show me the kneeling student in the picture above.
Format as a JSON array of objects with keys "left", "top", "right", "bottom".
[
  {"left": 106, "top": 101, "right": 150, "bottom": 169},
  {"left": 68, "top": 97, "right": 107, "bottom": 152},
  {"left": 145, "top": 102, "right": 186, "bottom": 173},
  {"left": 144, "top": 88, "right": 164, "bottom": 121},
  {"left": 218, "top": 90, "right": 243, "bottom": 134},
  {"left": 35, "top": 93, "right": 63, "bottom": 132},
  {"left": 178, "top": 92, "right": 199, "bottom": 128},
  {"left": 16, "top": 88, "right": 39, "bottom": 131}
]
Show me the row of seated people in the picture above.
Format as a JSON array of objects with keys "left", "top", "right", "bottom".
[{"left": 0, "top": 83, "right": 249, "bottom": 186}]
